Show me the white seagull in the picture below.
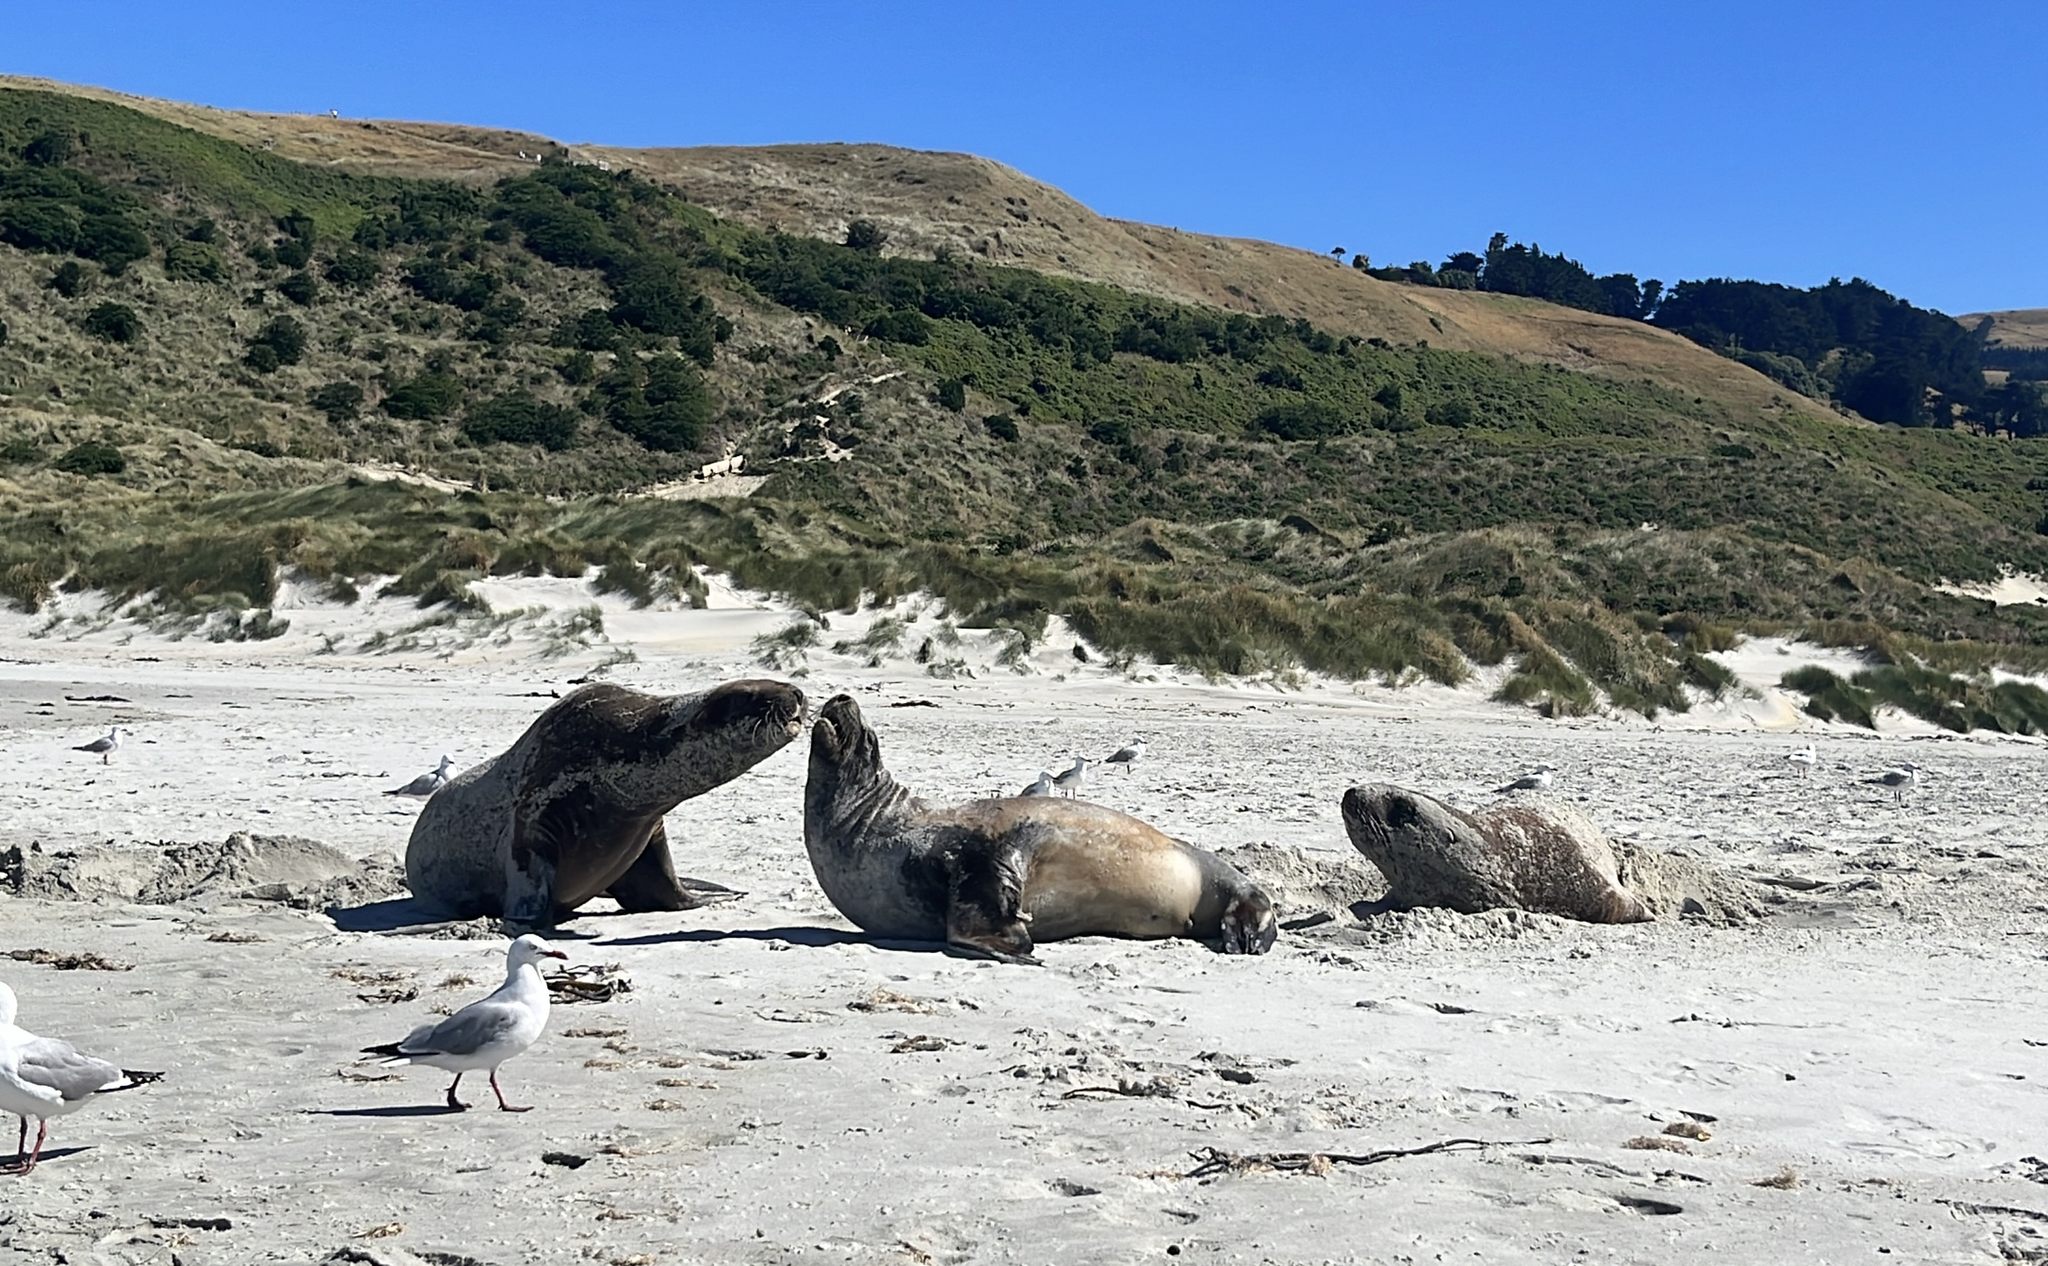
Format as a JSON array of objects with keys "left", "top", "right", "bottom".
[
  {"left": 1019, "top": 770, "right": 1055, "bottom": 798},
  {"left": 72, "top": 727, "right": 127, "bottom": 766},
  {"left": 386, "top": 754, "right": 455, "bottom": 797},
  {"left": 360, "top": 935, "right": 566, "bottom": 1113},
  {"left": 1868, "top": 761, "right": 1923, "bottom": 802},
  {"left": 0, "top": 980, "right": 163, "bottom": 1176},
  {"left": 1052, "top": 756, "right": 1091, "bottom": 799},
  {"left": 1102, "top": 738, "right": 1147, "bottom": 775},
  {"left": 1785, "top": 745, "right": 1818, "bottom": 778},
  {"left": 1493, "top": 763, "right": 1556, "bottom": 794}
]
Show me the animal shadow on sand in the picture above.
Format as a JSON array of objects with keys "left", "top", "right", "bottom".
[
  {"left": 309, "top": 1104, "right": 468, "bottom": 1119},
  {"left": 601, "top": 925, "right": 964, "bottom": 957},
  {"left": 327, "top": 879, "right": 744, "bottom": 935}
]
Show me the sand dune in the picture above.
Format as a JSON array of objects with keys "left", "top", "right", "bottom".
[{"left": 1, "top": 577, "right": 2044, "bottom": 1263}]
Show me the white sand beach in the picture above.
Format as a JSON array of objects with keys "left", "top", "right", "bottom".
[{"left": 1, "top": 579, "right": 2044, "bottom": 1265}]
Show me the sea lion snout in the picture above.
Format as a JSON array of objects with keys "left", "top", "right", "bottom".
[
  {"left": 690, "top": 679, "right": 807, "bottom": 742},
  {"left": 811, "top": 694, "right": 867, "bottom": 759}
]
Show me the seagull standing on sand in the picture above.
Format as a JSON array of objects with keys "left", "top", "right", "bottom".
[
  {"left": 72, "top": 727, "right": 126, "bottom": 766},
  {"left": 1052, "top": 756, "right": 1091, "bottom": 800},
  {"left": 1019, "top": 770, "right": 1054, "bottom": 798},
  {"left": 1868, "top": 761, "right": 1923, "bottom": 802},
  {"left": 1102, "top": 738, "right": 1147, "bottom": 776},
  {"left": 1785, "top": 745, "right": 1817, "bottom": 779},
  {"left": 0, "top": 981, "right": 163, "bottom": 1176},
  {"left": 387, "top": 754, "right": 455, "bottom": 797},
  {"left": 1493, "top": 763, "right": 1556, "bottom": 794},
  {"left": 361, "top": 935, "right": 566, "bottom": 1113}
]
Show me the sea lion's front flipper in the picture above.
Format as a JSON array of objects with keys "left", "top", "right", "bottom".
[
  {"left": 604, "top": 820, "right": 745, "bottom": 912},
  {"left": 942, "top": 932, "right": 1042, "bottom": 967},
  {"left": 943, "top": 840, "right": 1038, "bottom": 964}
]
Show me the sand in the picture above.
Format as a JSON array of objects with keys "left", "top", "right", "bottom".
[{"left": 1, "top": 579, "right": 2045, "bottom": 1265}]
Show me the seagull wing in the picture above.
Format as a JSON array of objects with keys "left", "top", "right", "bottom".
[
  {"left": 398, "top": 998, "right": 525, "bottom": 1059},
  {"left": 14, "top": 1036, "right": 136, "bottom": 1104},
  {"left": 386, "top": 771, "right": 438, "bottom": 795},
  {"left": 73, "top": 738, "right": 112, "bottom": 754}
]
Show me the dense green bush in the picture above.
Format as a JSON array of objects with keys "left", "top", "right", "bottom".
[
  {"left": 323, "top": 248, "right": 380, "bottom": 289},
  {"left": 1251, "top": 401, "right": 1347, "bottom": 440},
  {"left": 277, "top": 270, "right": 319, "bottom": 306},
  {"left": 595, "top": 353, "right": 711, "bottom": 451},
  {"left": 81, "top": 301, "right": 141, "bottom": 344},
  {"left": 310, "top": 381, "right": 364, "bottom": 422},
  {"left": 381, "top": 370, "right": 465, "bottom": 420},
  {"left": 54, "top": 440, "right": 127, "bottom": 475},
  {"left": 245, "top": 315, "right": 307, "bottom": 368},
  {"left": 935, "top": 378, "right": 967, "bottom": 412},
  {"left": 47, "top": 259, "right": 86, "bottom": 296},
  {"left": 163, "top": 239, "right": 225, "bottom": 282},
  {"left": 864, "top": 308, "right": 932, "bottom": 344},
  {"left": 461, "top": 392, "right": 580, "bottom": 451}
]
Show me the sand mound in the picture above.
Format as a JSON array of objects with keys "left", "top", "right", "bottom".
[
  {"left": 1218, "top": 841, "right": 1385, "bottom": 920},
  {"left": 1613, "top": 841, "right": 1777, "bottom": 923},
  {"left": 0, "top": 833, "right": 405, "bottom": 911}
]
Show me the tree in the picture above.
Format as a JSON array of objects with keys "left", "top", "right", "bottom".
[
  {"left": 983, "top": 414, "right": 1020, "bottom": 442},
  {"left": 277, "top": 270, "right": 320, "bottom": 306},
  {"left": 936, "top": 378, "right": 967, "bottom": 412},
  {"left": 246, "top": 316, "right": 308, "bottom": 368},
  {"left": 324, "top": 249, "right": 380, "bottom": 290},
  {"left": 21, "top": 129, "right": 75, "bottom": 167},
  {"left": 461, "top": 391, "right": 580, "bottom": 450},
  {"left": 81, "top": 302, "right": 141, "bottom": 344},
  {"left": 1330, "top": 246, "right": 1347, "bottom": 262},
  {"left": 47, "top": 260, "right": 86, "bottom": 297},
  {"left": 381, "top": 370, "right": 464, "bottom": 419},
  {"left": 845, "top": 219, "right": 889, "bottom": 253},
  {"left": 310, "top": 381, "right": 365, "bottom": 422},
  {"left": 1350, "top": 253, "right": 1371, "bottom": 271},
  {"left": 163, "top": 240, "right": 225, "bottom": 282}
]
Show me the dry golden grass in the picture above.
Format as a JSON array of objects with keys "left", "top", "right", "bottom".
[{"left": 1963, "top": 308, "right": 2048, "bottom": 351}]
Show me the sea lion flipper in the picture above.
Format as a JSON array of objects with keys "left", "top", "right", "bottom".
[
  {"left": 942, "top": 934, "right": 1043, "bottom": 967},
  {"left": 942, "top": 840, "right": 1038, "bottom": 965},
  {"left": 604, "top": 821, "right": 745, "bottom": 912}
]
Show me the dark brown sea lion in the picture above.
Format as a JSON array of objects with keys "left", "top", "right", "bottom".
[
  {"left": 1339, "top": 783, "right": 1651, "bottom": 923},
  {"left": 802, "top": 694, "right": 1276, "bottom": 963},
  {"left": 405, "top": 680, "right": 805, "bottom": 924}
]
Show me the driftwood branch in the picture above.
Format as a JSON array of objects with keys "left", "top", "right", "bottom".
[{"left": 1181, "top": 1136, "right": 1552, "bottom": 1179}]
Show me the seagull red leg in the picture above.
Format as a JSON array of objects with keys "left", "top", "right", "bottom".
[{"left": 490, "top": 1069, "right": 532, "bottom": 1113}]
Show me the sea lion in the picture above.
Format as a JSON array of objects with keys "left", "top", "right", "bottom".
[
  {"left": 803, "top": 694, "right": 1277, "bottom": 963},
  {"left": 1339, "top": 783, "right": 1650, "bottom": 923},
  {"left": 405, "top": 680, "right": 805, "bottom": 924}
]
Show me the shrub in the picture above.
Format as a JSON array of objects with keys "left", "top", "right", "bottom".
[
  {"left": 382, "top": 370, "right": 465, "bottom": 420},
  {"left": 277, "top": 270, "right": 319, "bottom": 306},
  {"left": 598, "top": 353, "right": 710, "bottom": 451},
  {"left": 163, "top": 239, "right": 225, "bottom": 282},
  {"left": 983, "top": 414, "right": 1020, "bottom": 442},
  {"left": 864, "top": 308, "right": 931, "bottom": 344},
  {"left": 461, "top": 392, "right": 580, "bottom": 450},
  {"left": 310, "top": 381, "right": 365, "bottom": 422},
  {"left": 54, "top": 440, "right": 127, "bottom": 475},
  {"left": 246, "top": 316, "right": 307, "bottom": 369},
  {"left": 1426, "top": 399, "right": 1477, "bottom": 428},
  {"left": 1251, "top": 400, "right": 1347, "bottom": 440},
  {"left": 845, "top": 219, "right": 889, "bottom": 252},
  {"left": 1780, "top": 665, "right": 1876, "bottom": 729},
  {"left": 936, "top": 378, "right": 967, "bottom": 412},
  {"left": 273, "top": 236, "right": 313, "bottom": 269},
  {"left": 81, "top": 301, "right": 141, "bottom": 344},
  {"left": 76, "top": 215, "right": 151, "bottom": 273},
  {"left": 47, "top": 260, "right": 86, "bottom": 297},
  {"left": 324, "top": 249, "right": 380, "bottom": 289},
  {"left": 21, "top": 129, "right": 75, "bottom": 166},
  {"left": 0, "top": 437, "right": 40, "bottom": 464},
  {"left": 558, "top": 349, "right": 596, "bottom": 385}
]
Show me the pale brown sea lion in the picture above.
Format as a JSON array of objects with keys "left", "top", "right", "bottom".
[
  {"left": 405, "top": 680, "right": 805, "bottom": 924},
  {"left": 803, "top": 694, "right": 1276, "bottom": 963},
  {"left": 1339, "top": 783, "right": 1651, "bottom": 923}
]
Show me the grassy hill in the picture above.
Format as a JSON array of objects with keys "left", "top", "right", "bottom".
[
  {"left": 4, "top": 79, "right": 2048, "bottom": 728},
  {"left": 1966, "top": 309, "right": 2048, "bottom": 352}
]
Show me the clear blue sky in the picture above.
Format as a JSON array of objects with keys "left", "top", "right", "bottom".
[{"left": 10, "top": 1, "right": 2043, "bottom": 314}]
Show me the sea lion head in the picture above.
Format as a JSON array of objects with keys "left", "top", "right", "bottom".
[
  {"left": 810, "top": 693, "right": 883, "bottom": 777},
  {"left": 1340, "top": 783, "right": 1469, "bottom": 885},
  {"left": 560, "top": 678, "right": 806, "bottom": 805}
]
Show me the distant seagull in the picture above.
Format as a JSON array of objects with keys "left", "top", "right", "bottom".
[
  {"left": 72, "top": 727, "right": 126, "bottom": 766},
  {"left": 1868, "top": 761, "right": 1923, "bottom": 802},
  {"left": 0, "top": 980, "right": 163, "bottom": 1176},
  {"left": 1052, "top": 756, "right": 1091, "bottom": 800},
  {"left": 387, "top": 754, "right": 455, "bottom": 798},
  {"left": 1019, "top": 770, "right": 1055, "bottom": 798},
  {"left": 1493, "top": 763, "right": 1556, "bottom": 794},
  {"left": 1102, "top": 738, "right": 1147, "bottom": 775},
  {"left": 361, "top": 935, "right": 566, "bottom": 1113},
  {"left": 1785, "top": 745, "right": 1818, "bottom": 778}
]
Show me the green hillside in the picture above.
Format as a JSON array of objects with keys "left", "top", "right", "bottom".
[{"left": 3, "top": 84, "right": 2047, "bottom": 724}]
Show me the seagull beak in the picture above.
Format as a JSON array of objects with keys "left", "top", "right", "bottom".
[{"left": 543, "top": 950, "right": 569, "bottom": 960}]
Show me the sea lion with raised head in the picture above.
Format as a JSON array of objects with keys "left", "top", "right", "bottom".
[
  {"left": 1340, "top": 783, "right": 1650, "bottom": 923},
  {"left": 803, "top": 694, "right": 1276, "bottom": 963},
  {"left": 406, "top": 680, "right": 805, "bottom": 924}
]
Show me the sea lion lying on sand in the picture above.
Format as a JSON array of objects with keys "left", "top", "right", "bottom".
[
  {"left": 803, "top": 694, "right": 1277, "bottom": 963},
  {"left": 406, "top": 680, "right": 805, "bottom": 924},
  {"left": 1340, "top": 783, "right": 1652, "bottom": 923}
]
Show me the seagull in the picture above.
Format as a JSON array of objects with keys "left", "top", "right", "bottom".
[
  {"left": 1102, "top": 738, "right": 1147, "bottom": 775},
  {"left": 1868, "top": 761, "right": 1923, "bottom": 802},
  {"left": 1492, "top": 763, "right": 1556, "bottom": 794},
  {"left": 1052, "top": 756, "right": 1090, "bottom": 799},
  {"left": 0, "top": 980, "right": 163, "bottom": 1176},
  {"left": 386, "top": 755, "right": 455, "bottom": 797},
  {"left": 72, "top": 727, "right": 126, "bottom": 766},
  {"left": 1785, "top": 745, "right": 1817, "bottom": 778},
  {"left": 360, "top": 935, "right": 566, "bottom": 1113},
  {"left": 1019, "top": 770, "right": 1054, "bottom": 797}
]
